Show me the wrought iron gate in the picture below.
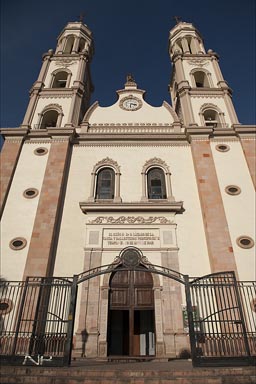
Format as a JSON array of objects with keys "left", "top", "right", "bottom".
[
  {"left": 0, "top": 276, "right": 77, "bottom": 366},
  {"left": 187, "top": 272, "right": 256, "bottom": 366},
  {"left": 0, "top": 268, "right": 255, "bottom": 367}
]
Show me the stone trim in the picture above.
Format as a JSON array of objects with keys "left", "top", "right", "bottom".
[{"left": 80, "top": 201, "right": 184, "bottom": 214}]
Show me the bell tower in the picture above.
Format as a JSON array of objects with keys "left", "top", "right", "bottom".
[
  {"left": 168, "top": 21, "right": 239, "bottom": 127},
  {"left": 21, "top": 21, "right": 94, "bottom": 129}
]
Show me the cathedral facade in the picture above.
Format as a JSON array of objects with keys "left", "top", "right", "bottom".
[{"left": 0, "top": 20, "right": 255, "bottom": 360}]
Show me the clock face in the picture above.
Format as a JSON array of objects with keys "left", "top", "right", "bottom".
[{"left": 120, "top": 97, "right": 141, "bottom": 111}]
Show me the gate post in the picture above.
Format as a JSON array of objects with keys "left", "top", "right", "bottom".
[
  {"left": 11, "top": 277, "right": 29, "bottom": 358},
  {"left": 63, "top": 274, "right": 78, "bottom": 366},
  {"left": 233, "top": 275, "right": 252, "bottom": 363},
  {"left": 184, "top": 275, "right": 197, "bottom": 364}
]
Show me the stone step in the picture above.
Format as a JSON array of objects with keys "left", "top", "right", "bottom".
[{"left": 1, "top": 364, "right": 255, "bottom": 384}]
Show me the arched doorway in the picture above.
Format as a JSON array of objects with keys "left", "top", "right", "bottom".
[{"left": 108, "top": 265, "right": 155, "bottom": 356}]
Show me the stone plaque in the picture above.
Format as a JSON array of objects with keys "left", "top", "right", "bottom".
[{"left": 103, "top": 228, "right": 160, "bottom": 248}]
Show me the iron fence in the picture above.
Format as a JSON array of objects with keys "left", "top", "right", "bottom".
[
  {"left": 0, "top": 271, "right": 255, "bottom": 367},
  {"left": 0, "top": 276, "right": 77, "bottom": 366},
  {"left": 188, "top": 272, "right": 256, "bottom": 366}
]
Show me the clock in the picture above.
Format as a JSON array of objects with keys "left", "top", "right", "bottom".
[{"left": 120, "top": 97, "right": 142, "bottom": 111}]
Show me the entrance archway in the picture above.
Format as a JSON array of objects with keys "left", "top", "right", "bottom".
[{"left": 108, "top": 265, "right": 155, "bottom": 356}]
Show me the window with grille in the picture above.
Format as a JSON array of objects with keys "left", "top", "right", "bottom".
[
  {"left": 96, "top": 168, "right": 115, "bottom": 199},
  {"left": 147, "top": 168, "right": 166, "bottom": 199}
]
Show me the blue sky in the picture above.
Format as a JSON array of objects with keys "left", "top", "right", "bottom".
[{"left": 1, "top": 0, "right": 255, "bottom": 127}]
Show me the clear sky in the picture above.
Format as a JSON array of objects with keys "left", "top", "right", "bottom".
[{"left": 1, "top": 0, "right": 255, "bottom": 127}]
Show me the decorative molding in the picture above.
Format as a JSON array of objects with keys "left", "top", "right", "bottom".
[
  {"left": 54, "top": 59, "right": 77, "bottom": 67},
  {"left": 88, "top": 216, "right": 173, "bottom": 225},
  {"left": 94, "top": 157, "right": 120, "bottom": 173},
  {"left": 40, "top": 103, "right": 63, "bottom": 114},
  {"left": 187, "top": 59, "right": 209, "bottom": 67},
  {"left": 40, "top": 93, "right": 73, "bottom": 99},
  {"left": 142, "top": 157, "right": 170, "bottom": 173},
  {"left": 91, "top": 123, "right": 173, "bottom": 126},
  {"left": 88, "top": 126, "right": 175, "bottom": 133},
  {"left": 74, "top": 142, "right": 190, "bottom": 148}
]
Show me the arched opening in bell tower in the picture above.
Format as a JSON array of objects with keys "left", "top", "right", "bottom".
[{"left": 40, "top": 110, "right": 58, "bottom": 129}]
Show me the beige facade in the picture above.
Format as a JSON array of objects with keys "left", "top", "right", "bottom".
[{"left": 0, "top": 20, "right": 255, "bottom": 359}]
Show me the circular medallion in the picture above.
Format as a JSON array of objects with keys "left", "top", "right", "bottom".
[{"left": 121, "top": 248, "right": 141, "bottom": 267}]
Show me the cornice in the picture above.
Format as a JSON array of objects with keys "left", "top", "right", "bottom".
[
  {"left": 73, "top": 132, "right": 187, "bottom": 144},
  {"left": 185, "top": 127, "right": 212, "bottom": 141},
  {"left": 189, "top": 88, "right": 232, "bottom": 97},
  {"left": 233, "top": 125, "right": 256, "bottom": 136},
  {"left": 39, "top": 88, "right": 73, "bottom": 98},
  {"left": 0, "top": 128, "right": 29, "bottom": 138},
  {"left": 27, "top": 128, "right": 76, "bottom": 140},
  {"left": 79, "top": 201, "right": 184, "bottom": 214}
]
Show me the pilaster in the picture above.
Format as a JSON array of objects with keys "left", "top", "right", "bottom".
[{"left": 0, "top": 128, "right": 28, "bottom": 217}]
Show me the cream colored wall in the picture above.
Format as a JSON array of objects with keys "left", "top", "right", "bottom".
[
  {"left": 0, "top": 142, "right": 50, "bottom": 281},
  {"left": 31, "top": 97, "right": 73, "bottom": 128},
  {"left": 211, "top": 140, "right": 256, "bottom": 281},
  {"left": 53, "top": 144, "right": 211, "bottom": 279}
]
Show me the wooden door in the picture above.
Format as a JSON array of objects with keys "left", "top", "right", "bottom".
[{"left": 108, "top": 266, "right": 155, "bottom": 356}]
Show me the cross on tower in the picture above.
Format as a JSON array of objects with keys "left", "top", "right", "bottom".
[
  {"left": 79, "top": 12, "right": 85, "bottom": 22},
  {"left": 173, "top": 16, "right": 182, "bottom": 24}
]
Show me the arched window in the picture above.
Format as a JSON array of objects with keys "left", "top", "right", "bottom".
[
  {"left": 147, "top": 168, "right": 167, "bottom": 199},
  {"left": 40, "top": 110, "right": 58, "bottom": 129},
  {"left": 63, "top": 35, "right": 75, "bottom": 54},
  {"left": 88, "top": 158, "right": 121, "bottom": 202},
  {"left": 96, "top": 168, "right": 115, "bottom": 200},
  {"left": 78, "top": 38, "right": 86, "bottom": 52},
  {"left": 190, "top": 69, "right": 213, "bottom": 88},
  {"left": 199, "top": 104, "right": 226, "bottom": 128},
  {"left": 141, "top": 158, "right": 173, "bottom": 202},
  {"left": 193, "top": 71, "right": 210, "bottom": 88},
  {"left": 52, "top": 71, "right": 69, "bottom": 88},
  {"left": 35, "top": 104, "right": 64, "bottom": 130},
  {"left": 203, "top": 109, "right": 220, "bottom": 128}
]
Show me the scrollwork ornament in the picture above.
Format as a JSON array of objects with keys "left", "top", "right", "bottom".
[{"left": 88, "top": 216, "right": 172, "bottom": 225}]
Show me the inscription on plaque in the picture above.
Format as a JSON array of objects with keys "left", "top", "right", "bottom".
[{"left": 103, "top": 229, "right": 160, "bottom": 248}]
